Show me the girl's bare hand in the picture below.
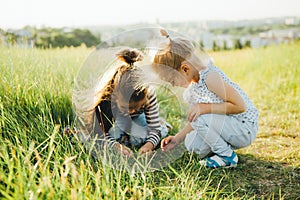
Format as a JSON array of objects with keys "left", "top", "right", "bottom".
[
  {"left": 138, "top": 142, "right": 154, "bottom": 155},
  {"left": 161, "top": 136, "right": 179, "bottom": 152},
  {"left": 114, "top": 143, "right": 133, "bottom": 157},
  {"left": 188, "top": 104, "right": 201, "bottom": 122},
  {"left": 188, "top": 103, "right": 209, "bottom": 122}
]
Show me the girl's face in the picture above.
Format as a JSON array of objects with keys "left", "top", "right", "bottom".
[
  {"left": 177, "top": 63, "right": 199, "bottom": 87},
  {"left": 156, "top": 67, "right": 190, "bottom": 88},
  {"left": 170, "top": 70, "right": 190, "bottom": 87},
  {"left": 128, "top": 98, "right": 147, "bottom": 114},
  {"left": 117, "top": 97, "right": 147, "bottom": 114}
]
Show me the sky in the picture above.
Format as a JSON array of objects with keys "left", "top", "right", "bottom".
[{"left": 1, "top": 0, "right": 300, "bottom": 29}]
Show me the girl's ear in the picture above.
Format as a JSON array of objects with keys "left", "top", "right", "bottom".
[{"left": 180, "top": 64, "right": 190, "bottom": 74}]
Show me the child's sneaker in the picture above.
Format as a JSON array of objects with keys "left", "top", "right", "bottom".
[{"left": 200, "top": 151, "right": 238, "bottom": 169}]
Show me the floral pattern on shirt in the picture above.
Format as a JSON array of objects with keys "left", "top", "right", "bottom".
[{"left": 183, "top": 65, "right": 258, "bottom": 123}]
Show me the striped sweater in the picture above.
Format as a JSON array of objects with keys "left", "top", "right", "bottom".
[{"left": 95, "top": 88, "right": 161, "bottom": 148}]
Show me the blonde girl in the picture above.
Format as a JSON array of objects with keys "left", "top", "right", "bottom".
[{"left": 152, "top": 30, "right": 258, "bottom": 168}]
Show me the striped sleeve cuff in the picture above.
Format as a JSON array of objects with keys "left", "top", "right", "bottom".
[{"left": 146, "top": 130, "right": 161, "bottom": 147}]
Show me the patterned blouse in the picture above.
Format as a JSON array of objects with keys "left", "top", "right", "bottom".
[{"left": 183, "top": 65, "right": 258, "bottom": 124}]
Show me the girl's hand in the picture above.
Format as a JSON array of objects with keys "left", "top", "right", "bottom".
[
  {"left": 138, "top": 142, "right": 154, "bottom": 155},
  {"left": 114, "top": 143, "right": 133, "bottom": 157},
  {"left": 161, "top": 136, "right": 179, "bottom": 152},
  {"left": 188, "top": 103, "right": 209, "bottom": 122}
]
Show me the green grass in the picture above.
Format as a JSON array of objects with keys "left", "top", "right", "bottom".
[{"left": 0, "top": 43, "right": 300, "bottom": 199}]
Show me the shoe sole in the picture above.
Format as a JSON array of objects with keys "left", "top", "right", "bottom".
[
  {"left": 200, "top": 161, "right": 238, "bottom": 169},
  {"left": 222, "top": 164, "right": 237, "bottom": 168}
]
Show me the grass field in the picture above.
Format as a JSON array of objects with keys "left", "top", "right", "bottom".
[{"left": 0, "top": 43, "right": 299, "bottom": 199}]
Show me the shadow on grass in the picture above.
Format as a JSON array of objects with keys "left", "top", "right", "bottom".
[
  {"left": 232, "top": 154, "right": 300, "bottom": 200},
  {"left": 163, "top": 153, "right": 300, "bottom": 200}
]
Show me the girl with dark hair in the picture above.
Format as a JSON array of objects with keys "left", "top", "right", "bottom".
[{"left": 90, "top": 48, "right": 169, "bottom": 156}]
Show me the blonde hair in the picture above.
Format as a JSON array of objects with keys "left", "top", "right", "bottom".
[{"left": 153, "top": 29, "right": 195, "bottom": 70}]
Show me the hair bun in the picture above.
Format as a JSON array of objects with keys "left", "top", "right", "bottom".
[{"left": 116, "top": 48, "right": 143, "bottom": 65}]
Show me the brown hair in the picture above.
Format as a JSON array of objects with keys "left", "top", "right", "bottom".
[{"left": 96, "top": 48, "right": 147, "bottom": 106}]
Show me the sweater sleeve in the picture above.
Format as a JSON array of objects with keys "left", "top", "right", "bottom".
[{"left": 144, "top": 88, "right": 162, "bottom": 147}]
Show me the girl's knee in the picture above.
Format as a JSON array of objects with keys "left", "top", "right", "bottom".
[
  {"left": 190, "top": 116, "right": 207, "bottom": 130},
  {"left": 195, "top": 114, "right": 226, "bottom": 126},
  {"left": 184, "top": 130, "right": 212, "bottom": 158}
]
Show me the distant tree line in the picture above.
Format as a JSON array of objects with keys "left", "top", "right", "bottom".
[
  {"left": 0, "top": 27, "right": 101, "bottom": 48},
  {"left": 210, "top": 23, "right": 300, "bottom": 36},
  {"left": 199, "top": 38, "right": 252, "bottom": 52}
]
